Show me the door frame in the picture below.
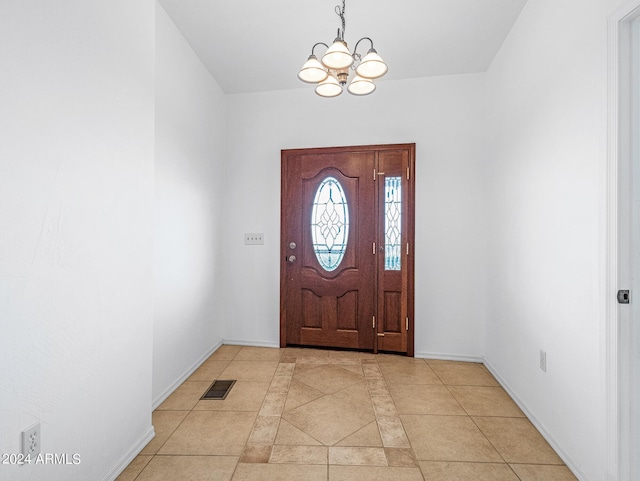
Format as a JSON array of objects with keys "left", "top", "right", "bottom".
[
  {"left": 280, "top": 143, "right": 415, "bottom": 356},
  {"left": 607, "top": 2, "right": 640, "bottom": 479}
]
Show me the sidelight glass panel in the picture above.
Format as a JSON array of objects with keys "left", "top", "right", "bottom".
[
  {"left": 385, "top": 176, "right": 402, "bottom": 270},
  {"left": 311, "top": 176, "right": 349, "bottom": 271}
]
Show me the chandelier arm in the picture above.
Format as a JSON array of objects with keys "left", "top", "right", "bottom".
[
  {"left": 353, "top": 37, "right": 374, "bottom": 57},
  {"left": 311, "top": 42, "right": 330, "bottom": 56}
]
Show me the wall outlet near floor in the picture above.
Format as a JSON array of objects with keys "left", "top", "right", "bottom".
[
  {"left": 22, "top": 422, "right": 41, "bottom": 457},
  {"left": 539, "top": 350, "right": 547, "bottom": 372},
  {"left": 244, "top": 233, "right": 264, "bottom": 245}
]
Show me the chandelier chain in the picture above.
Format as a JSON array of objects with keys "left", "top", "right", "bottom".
[{"left": 335, "top": 0, "right": 346, "bottom": 40}]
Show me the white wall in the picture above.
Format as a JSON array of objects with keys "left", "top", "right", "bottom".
[
  {"left": 153, "top": 3, "right": 227, "bottom": 406},
  {"left": 484, "top": 0, "right": 626, "bottom": 479},
  {"left": 223, "top": 75, "right": 488, "bottom": 359},
  {"left": 0, "top": 1, "right": 155, "bottom": 481}
]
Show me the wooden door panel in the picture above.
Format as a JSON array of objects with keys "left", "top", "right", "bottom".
[
  {"left": 283, "top": 150, "right": 375, "bottom": 350},
  {"left": 376, "top": 149, "right": 409, "bottom": 353}
]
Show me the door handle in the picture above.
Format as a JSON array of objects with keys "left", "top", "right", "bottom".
[
  {"left": 618, "top": 290, "right": 630, "bottom": 304},
  {"left": 287, "top": 255, "right": 297, "bottom": 263}
]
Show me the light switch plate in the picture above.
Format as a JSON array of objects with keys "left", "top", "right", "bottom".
[{"left": 244, "top": 233, "right": 264, "bottom": 245}]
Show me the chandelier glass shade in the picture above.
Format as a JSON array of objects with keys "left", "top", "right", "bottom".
[
  {"left": 298, "top": 0, "right": 387, "bottom": 98},
  {"left": 322, "top": 40, "right": 354, "bottom": 70},
  {"left": 298, "top": 55, "right": 329, "bottom": 83},
  {"left": 315, "top": 74, "right": 343, "bottom": 97},
  {"left": 347, "top": 75, "right": 376, "bottom": 96}
]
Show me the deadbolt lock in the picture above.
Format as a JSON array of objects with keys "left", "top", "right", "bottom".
[{"left": 618, "top": 290, "right": 630, "bottom": 304}]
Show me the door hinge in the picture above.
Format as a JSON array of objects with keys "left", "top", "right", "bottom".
[
  {"left": 406, "top": 317, "right": 409, "bottom": 331},
  {"left": 374, "top": 169, "right": 385, "bottom": 180},
  {"left": 407, "top": 166, "right": 410, "bottom": 180},
  {"left": 406, "top": 242, "right": 409, "bottom": 255},
  {"left": 373, "top": 242, "right": 376, "bottom": 255},
  {"left": 372, "top": 316, "right": 376, "bottom": 329}
]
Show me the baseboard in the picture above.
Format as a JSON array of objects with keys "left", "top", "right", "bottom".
[
  {"left": 101, "top": 425, "right": 155, "bottom": 481},
  {"left": 415, "top": 351, "right": 484, "bottom": 363},
  {"left": 482, "top": 360, "right": 587, "bottom": 481},
  {"left": 152, "top": 339, "right": 223, "bottom": 410},
  {"left": 222, "top": 338, "right": 280, "bottom": 349}
]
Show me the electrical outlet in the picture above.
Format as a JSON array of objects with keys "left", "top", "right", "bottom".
[
  {"left": 21, "top": 422, "right": 41, "bottom": 457},
  {"left": 244, "top": 233, "right": 264, "bottom": 245},
  {"left": 539, "top": 350, "right": 547, "bottom": 372}
]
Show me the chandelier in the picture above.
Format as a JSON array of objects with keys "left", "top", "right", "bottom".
[{"left": 297, "top": 0, "right": 388, "bottom": 97}]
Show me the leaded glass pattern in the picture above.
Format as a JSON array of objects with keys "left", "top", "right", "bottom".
[
  {"left": 385, "top": 176, "right": 402, "bottom": 270},
  {"left": 311, "top": 176, "right": 349, "bottom": 271}
]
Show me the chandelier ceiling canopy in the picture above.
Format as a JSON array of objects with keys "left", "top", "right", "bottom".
[{"left": 297, "top": 0, "right": 388, "bottom": 97}]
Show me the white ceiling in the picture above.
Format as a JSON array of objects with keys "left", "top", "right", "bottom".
[{"left": 158, "top": 0, "right": 528, "bottom": 94}]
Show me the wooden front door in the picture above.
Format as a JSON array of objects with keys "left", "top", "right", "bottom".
[{"left": 280, "top": 144, "right": 415, "bottom": 355}]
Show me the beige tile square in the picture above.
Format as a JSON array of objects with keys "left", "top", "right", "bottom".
[
  {"left": 336, "top": 421, "right": 383, "bottom": 447},
  {"left": 474, "top": 417, "right": 563, "bottom": 464},
  {"left": 220, "top": 360, "right": 279, "bottom": 382},
  {"left": 419, "top": 461, "right": 520, "bottom": 481},
  {"left": 367, "top": 378, "right": 390, "bottom": 395},
  {"left": 376, "top": 417, "right": 411, "bottom": 448},
  {"left": 270, "top": 445, "right": 327, "bottom": 464},
  {"left": 275, "top": 419, "right": 323, "bottom": 446},
  {"left": 385, "top": 448, "right": 418, "bottom": 467},
  {"left": 294, "top": 362, "right": 324, "bottom": 377},
  {"left": 379, "top": 362, "right": 441, "bottom": 385},
  {"left": 140, "top": 410, "right": 189, "bottom": 455},
  {"left": 362, "top": 364, "right": 384, "bottom": 379},
  {"left": 377, "top": 354, "right": 427, "bottom": 364},
  {"left": 294, "top": 364, "right": 364, "bottom": 394},
  {"left": 509, "top": 464, "right": 578, "bottom": 480},
  {"left": 156, "top": 381, "right": 211, "bottom": 410},
  {"left": 427, "top": 361, "right": 499, "bottom": 386},
  {"left": 448, "top": 386, "right": 524, "bottom": 417},
  {"left": 282, "top": 394, "right": 375, "bottom": 445},
  {"left": 338, "top": 363, "right": 366, "bottom": 375},
  {"left": 136, "top": 455, "right": 238, "bottom": 481},
  {"left": 193, "top": 381, "right": 269, "bottom": 412},
  {"left": 284, "top": 348, "right": 331, "bottom": 362},
  {"left": 274, "top": 362, "right": 296, "bottom": 377},
  {"left": 269, "top": 375, "right": 292, "bottom": 393},
  {"left": 240, "top": 445, "right": 273, "bottom": 463},
  {"left": 388, "top": 384, "right": 465, "bottom": 415},
  {"left": 115, "top": 455, "right": 152, "bottom": 481},
  {"left": 247, "top": 415, "right": 280, "bottom": 445},
  {"left": 371, "top": 395, "right": 399, "bottom": 417},
  {"left": 332, "top": 381, "right": 375, "bottom": 415},
  {"left": 328, "top": 350, "right": 376, "bottom": 363},
  {"left": 329, "top": 465, "right": 425, "bottom": 481},
  {"left": 283, "top": 380, "right": 324, "bottom": 412},
  {"left": 259, "top": 392, "right": 287, "bottom": 416},
  {"left": 187, "top": 359, "right": 230, "bottom": 382},
  {"left": 401, "top": 415, "right": 502, "bottom": 462},
  {"left": 210, "top": 345, "right": 243, "bottom": 360},
  {"left": 235, "top": 346, "right": 284, "bottom": 361},
  {"left": 329, "top": 447, "right": 387, "bottom": 466},
  {"left": 159, "top": 411, "right": 257, "bottom": 455},
  {"left": 232, "top": 463, "right": 327, "bottom": 481}
]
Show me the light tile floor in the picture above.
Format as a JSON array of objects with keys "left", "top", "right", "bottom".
[{"left": 117, "top": 345, "right": 578, "bottom": 481}]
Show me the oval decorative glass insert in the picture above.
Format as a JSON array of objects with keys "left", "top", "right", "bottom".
[{"left": 311, "top": 176, "right": 350, "bottom": 271}]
